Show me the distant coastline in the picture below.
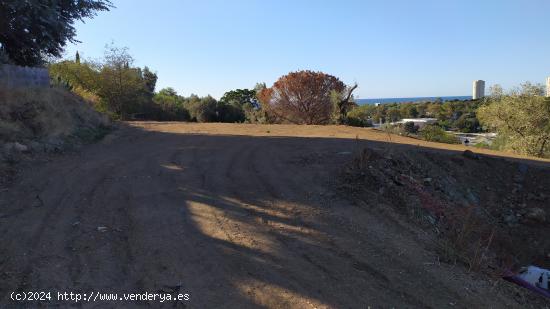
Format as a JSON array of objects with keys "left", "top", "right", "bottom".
[{"left": 356, "top": 96, "right": 472, "bottom": 105}]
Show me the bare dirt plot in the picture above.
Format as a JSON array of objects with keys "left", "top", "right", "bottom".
[{"left": 0, "top": 122, "right": 548, "bottom": 308}]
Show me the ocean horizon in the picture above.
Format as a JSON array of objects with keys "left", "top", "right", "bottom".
[{"left": 356, "top": 96, "right": 472, "bottom": 105}]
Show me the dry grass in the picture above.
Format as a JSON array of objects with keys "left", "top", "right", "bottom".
[
  {"left": 437, "top": 206, "right": 497, "bottom": 272},
  {"left": 0, "top": 86, "right": 110, "bottom": 143},
  {"left": 130, "top": 121, "right": 550, "bottom": 164}
]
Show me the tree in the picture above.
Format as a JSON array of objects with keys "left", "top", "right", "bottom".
[
  {"left": 489, "top": 84, "right": 503, "bottom": 99},
  {"left": 0, "top": 0, "right": 112, "bottom": 66},
  {"left": 386, "top": 108, "right": 401, "bottom": 122},
  {"left": 331, "top": 83, "right": 358, "bottom": 124},
  {"left": 49, "top": 60, "right": 99, "bottom": 92},
  {"left": 455, "top": 113, "right": 480, "bottom": 133},
  {"left": 186, "top": 96, "right": 218, "bottom": 122},
  {"left": 254, "top": 82, "right": 267, "bottom": 94},
  {"left": 257, "top": 70, "right": 347, "bottom": 124},
  {"left": 152, "top": 88, "right": 189, "bottom": 121},
  {"left": 400, "top": 103, "right": 419, "bottom": 118},
  {"left": 92, "top": 45, "right": 153, "bottom": 119},
  {"left": 220, "top": 89, "right": 258, "bottom": 108},
  {"left": 158, "top": 87, "right": 178, "bottom": 97},
  {"left": 142, "top": 66, "right": 157, "bottom": 95},
  {"left": 219, "top": 88, "right": 262, "bottom": 123},
  {"left": 75, "top": 51, "right": 81, "bottom": 64},
  {"left": 478, "top": 82, "right": 550, "bottom": 157},
  {"left": 216, "top": 102, "right": 245, "bottom": 123},
  {"left": 419, "top": 125, "right": 459, "bottom": 144},
  {"left": 347, "top": 104, "right": 377, "bottom": 127}
]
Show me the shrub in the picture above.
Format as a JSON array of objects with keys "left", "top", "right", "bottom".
[
  {"left": 186, "top": 96, "right": 218, "bottom": 122},
  {"left": 381, "top": 123, "right": 407, "bottom": 135},
  {"left": 216, "top": 102, "right": 245, "bottom": 123},
  {"left": 403, "top": 121, "right": 419, "bottom": 135},
  {"left": 477, "top": 83, "right": 550, "bottom": 157},
  {"left": 347, "top": 105, "right": 376, "bottom": 127},
  {"left": 455, "top": 113, "right": 480, "bottom": 133},
  {"left": 152, "top": 88, "right": 190, "bottom": 121},
  {"left": 419, "top": 125, "right": 459, "bottom": 144},
  {"left": 347, "top": 116, "right": 371, "bottom": 127}
]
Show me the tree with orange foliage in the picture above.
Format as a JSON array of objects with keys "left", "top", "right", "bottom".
[{"left": 257, "top": 70, "right": 354, "bottom": 125}]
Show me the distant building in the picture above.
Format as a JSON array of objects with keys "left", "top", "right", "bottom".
[
  {"left": 546, "top": 76, "right": 550, "bottom": 97},
  {"left": 472, "top": 80, "right": 485, "bottom": 100},
  {"left": 395, "top": 118, "right": 438, "bottom": 129}
]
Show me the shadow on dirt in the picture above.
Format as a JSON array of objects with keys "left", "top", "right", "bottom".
[{"left": 1, "top": 123, "right": 549, "bottom": 308}]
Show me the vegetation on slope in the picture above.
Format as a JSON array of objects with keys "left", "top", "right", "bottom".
[
  {"left": 0, "top": 86, "right": 111, "bottom": 184},
  {"left": 478, "top": 82, "right": 550, "bottom": 158}
]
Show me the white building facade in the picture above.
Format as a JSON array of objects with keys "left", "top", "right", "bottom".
[
  {"left": 396, "top": 118, "right": 438, "bottom": 128},
  {"left": 473, "top": 80, "right": 485, "bottom": 100},
  {"left": 546, "top": 76, "right": 550, "bottom": 97}
]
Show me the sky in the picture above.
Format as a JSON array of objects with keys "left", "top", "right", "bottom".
[{"left": 64, "top": 0, "right": 550, "bottom": 99}]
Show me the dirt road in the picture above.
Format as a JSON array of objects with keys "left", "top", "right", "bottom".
[{"left": 0, "top": 122, "right": 546, "bottom": 308}]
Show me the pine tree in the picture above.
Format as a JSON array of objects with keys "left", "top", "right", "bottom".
[{"left": 75, "top": 51, "right": 81, "bottom": 64}]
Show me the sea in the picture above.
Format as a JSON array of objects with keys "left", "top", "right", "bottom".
[{"left": 356, "top": 96, "right": 471, "bottom": 105}]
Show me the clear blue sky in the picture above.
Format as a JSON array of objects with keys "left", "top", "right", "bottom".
[{"left": 64, "top": 0, "right": 550, "bottom": 99}]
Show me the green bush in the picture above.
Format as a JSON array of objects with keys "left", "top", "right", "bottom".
[
  {"left": 186, "top": 96, "right": 218, "bottom": 122},
  {"left": 455, "top": 113, "right": 480, "bottom": 133},
  {"left": 347, "top": 116, "right": 371, "bottom": 127},
  {"left": 216, "top": 102, "right": 245, "bottom": 123},
  {"left": 403, "top": 121, "right": 418, "bottom": 134},
  {"left": 152, "top": 88, "right": 190, "bottom": 121},
  {"left": 381, "top": 123, "right": 407, "bottom": 135},
  {"left": 347, "top": 105, "right": 377, "bottom": 127},
  {"left": 419, "top": 125, "right": 459, "bottom": 144},
  {"left": 478, "top": 83, "right": 550, "bottom": 157}
]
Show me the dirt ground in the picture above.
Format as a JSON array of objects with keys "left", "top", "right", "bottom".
[{"left": 0, "top": 122, "right": 549, "bottom": 308}]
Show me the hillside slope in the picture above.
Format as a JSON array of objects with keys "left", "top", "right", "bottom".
[{"left": 0, "top": 86, "right": 110, "bottom": 183}]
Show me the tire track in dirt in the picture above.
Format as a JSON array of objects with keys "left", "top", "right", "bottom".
[
  {"left": 247, "top": 140, "right": 439, "bottom": 308},
  {"left": 1, "top": 124, "right": 542, "bottom": 308},
  {"left": 7, "top": 166, "right": 115, "bottom": 296}
]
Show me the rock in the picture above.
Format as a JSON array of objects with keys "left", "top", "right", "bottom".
[
  {"left": 97, "top": 226, "right": 108, "bottom": 232},
  {"left": 462, "top": 150, "right": 479, "bottom": 160},
  {"left": 3, "top": 142, "right": 28, "bottom": 153},
  {"left": 525, "top": 208, "right": 546, "bottom": 223},
  {"left": 13, "top": 142, "right": 29, "bottom": 152}
]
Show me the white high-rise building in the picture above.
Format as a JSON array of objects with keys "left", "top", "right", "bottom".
[
  {"left": 546, "top": 77, "right": 550, "bottom": 97},
  {"left": 473, "top": 80, "right": 485, "bottom": 100}
]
